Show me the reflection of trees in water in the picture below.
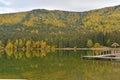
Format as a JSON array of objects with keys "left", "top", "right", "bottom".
[
  {"left": 80, "top": 60, "right": 120, "bottom": 80},
  {"left": 18, "top": 51, "right": 23, "bottom": 59},
  {"left": 87, "top": 51, "right": 94, "bottom": 56},
  {"left": 2, "top": 49, "right": 109, "bottom": 59},
  {"left": 94, "top": 50, "right": 101, "bottom": 55},
  {"left": 13, "top": 49, "right": 18, "bottom": 59},
  {"left": 5, "top": 50, "right": 24, "bottom": 59},
  {"left": 0, "top": 50, "right": 4, "bottom": 58},
  {"left": 32, "top": 50, "right": 40, "bottom": 57},
  {"left": 6, "top": 49, "right": 13, "bottom": 57},
  {"left": 25, "top": 50, "right": 31, "bottom": 58},
  {"left": 3, "top": 49, "right": 56, "bottom": 59},
  {"left": 40, "top": 50, "right": 46, "bottom": 57},
  {"left": 87, "top": 50, "right": 104, "bottom": 56}
]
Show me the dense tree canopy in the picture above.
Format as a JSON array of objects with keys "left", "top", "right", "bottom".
[{"left": 0, "top": 5, "right": 120, "bottom": 49}]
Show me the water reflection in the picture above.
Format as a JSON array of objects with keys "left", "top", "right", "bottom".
[
  {"left": 6, "top": 49, "right": 13, "bottom": 57},
  {"left": 0, "top": 49, "right": 56, "bottom": 59},
  {"left": 0, "top": 50, "right": 120, "bottom": 80},
  {"left": 86, "top": 50, "right": 111, "bottom": 56},
  {"left": 0, "top": 49, "right": 112, "bottom": 59},
  {"left": 0, "top": 50, "right": 4, "bottom": 56},
  {"left": 25, "top": 50, "right": 31, "bottom": 58}
]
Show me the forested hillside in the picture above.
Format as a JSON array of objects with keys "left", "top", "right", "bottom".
[{"left": 0, "top": 5, "right": 120, "bottom": 49}]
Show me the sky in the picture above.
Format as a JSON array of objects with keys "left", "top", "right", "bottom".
[{"left": 0, "top": 0, "right": 120, "bottom": 14}]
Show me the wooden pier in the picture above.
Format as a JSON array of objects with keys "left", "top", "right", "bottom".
[{"left": 82, "top": 53, "right": 120, "bottom": 60}]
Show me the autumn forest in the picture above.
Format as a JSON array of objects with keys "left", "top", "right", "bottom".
[{"left": 0, "top": 5, "right": 120, "bottom": 49}]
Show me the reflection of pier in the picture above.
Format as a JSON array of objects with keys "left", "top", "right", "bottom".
[{"left": 82, "top": 48, "right": 120, "bottom": 61}]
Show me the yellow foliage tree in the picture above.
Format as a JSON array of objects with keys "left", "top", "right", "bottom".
[
  {"left": 41, "top": 41, "right": 47, "bottom": 49},
  {"left": 6, "top": 41, "right": 13, "bottom": 49},
  {"left": 26, "top": 40, "right": 31, "bottom": 49}
]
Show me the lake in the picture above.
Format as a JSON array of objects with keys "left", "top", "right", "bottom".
[{"left": 0, "top": 50, "right": 120, "bottom": 80}]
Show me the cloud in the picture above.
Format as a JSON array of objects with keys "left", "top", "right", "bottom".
[
  {"left": 0, "top": 7, "right": 15, "bottom": 14},
  {"left": 0, "top": 0, "right": 120, "bottom": 13},
  {"left": 0, "top": 0, "right": 11, "bottom": 6}
]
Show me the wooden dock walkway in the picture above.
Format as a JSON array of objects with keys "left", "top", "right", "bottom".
[{"left": 82, "top": 53, "right": 120, "bottom": 60}]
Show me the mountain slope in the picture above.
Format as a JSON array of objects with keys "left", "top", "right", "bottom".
[{"left": 0, "top": 5, "right": 120, "bottom": 48}]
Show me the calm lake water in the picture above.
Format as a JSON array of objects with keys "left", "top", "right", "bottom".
[{"left": 0, "top": 50, "right": 120, "bottom": 80}]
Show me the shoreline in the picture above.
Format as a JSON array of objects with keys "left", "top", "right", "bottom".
[{"left": 0, "top": 48, "right": 119, "bottom": 51}]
